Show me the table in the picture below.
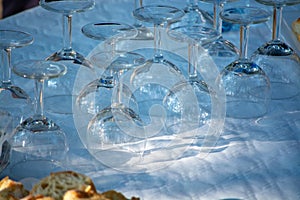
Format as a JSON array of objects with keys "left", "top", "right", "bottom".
[{"left": 1, "top": 0, "right": 300, "bottom": 199}]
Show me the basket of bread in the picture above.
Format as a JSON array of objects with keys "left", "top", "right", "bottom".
[{"left": 0, "top": 171, "right": 139, "bottom": 200}]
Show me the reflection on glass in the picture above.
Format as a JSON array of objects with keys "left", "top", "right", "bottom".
[{"left": 217, "top": 6, "right": 271, "bottom": 119}]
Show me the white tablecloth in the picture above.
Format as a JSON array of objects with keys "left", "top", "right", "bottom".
[{"left": 1, "top": 0, "right": 300, "bottom": 199}]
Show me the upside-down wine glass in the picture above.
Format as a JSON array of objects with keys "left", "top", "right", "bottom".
[
  {"left": 80, "top": 23, "right": 149, "bottom": 169},
  {"left": 216, "top": 6, "right": 271, "bottom": 119},
  {"left": 129, "top": 5, "right": 187, "bottom": 130},
  {"left": 39, "top": 0, "right": 95, "bottom": 67},
  {"left": 251, "top": 0, "right": 300, "bottom": 100},
  {"left": 83, "top": 6, "right": 186, "bottom": 170},
  {"left": 165, "top": 20, "right": 219, "bottom": 133},
  {"left": 9, "top": 60, "right": 69, "bottom": 182},
  {"left": 132, "top": 5, "right": 185, "bottom": 72},
  {"left": 77, "top": 22, "right": 145, "bottom": 115},
  {"left": 0, "top": 30, "right": 33, "bottom": 125},
  {"left": 39, "top": 0, "right": 95, "bottom": 115},
  {"left": 199, "top": 0, "right": 239, "bottom": 69}
]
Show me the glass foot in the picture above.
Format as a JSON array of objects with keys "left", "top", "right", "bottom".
[{"left": 46, "top": 49, "right": 93, "bottom": 68}]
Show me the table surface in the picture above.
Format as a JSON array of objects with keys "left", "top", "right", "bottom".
[{"left": 1, "top": 0, "right": 300, "bottom": 199}]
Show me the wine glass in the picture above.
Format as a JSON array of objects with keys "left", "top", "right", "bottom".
[
  {"left": 79, "top": 23, "right": 149, "bottom": 170},
  {"left": 165, "top": 20, "right": 219, "bottom": 133},
  {"left": 181, "top": 0, "right": 214, "bottom": 27},
  {"left": 39, "top": 0, "right": 95, "bottom": 67},
  {"left": 76, "top": 22, "right": 146, "bottom": 115},
  {"left": 128, "top": 5, "right": 186, "bottom": 135},
  {"left": 132, "top": 5, "right": 185, "bottom": 70},
  {"left": 216, "top": 6, "right": 271, "bottom": 119},
  {"left": 131, "top": 0, "right": 154, "bottom": 40},
  {"left": 199, "top": 0, "right": 239, "bottom": 69},
  {"left": 39, "top": 0, "right": 95, "bottom": 115},
  {"left": 128, "top": 5, "right": 186, "bottom": 133},
  {"left": 251, "top": 0, "right": 300, "bottom": 100},
  {"left": 8, "top": 60, "right": 69, "bottom": 182},
  {"left": 0, "top": 30, "right": 33, "bottom": 126}
]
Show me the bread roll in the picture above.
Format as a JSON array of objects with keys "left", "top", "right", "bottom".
[
  {"left": 63, "top": 189, "right": 109, "bottom": 200},
  {"left": 1, "top": 171, "right": 140, "bottom": 200},
  {"left": 0, "top": 176, "right": 29, "bottom": 199},
  {"left": 292, "top": 17, "right": 300, "bottom": 41},
  {"left": 30, "top": 171, "right": 97, "bottom": 200},
  {"left": 21, "top": 194, "right": 55, "bottom": 200},
  {"left": 102, "top": 190, "right": 140, "bottom": 200}
]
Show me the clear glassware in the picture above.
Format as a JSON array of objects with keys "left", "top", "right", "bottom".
[
  {"left": 0, "top": 110, "right": 13, "bottom": 173},
  {"left": 181, "top": 0, "right": 214, "bottom": 27},
  {"left": 0, "top": 30, "right": 33, "bottom": 126},
  {"left": 130, "top": 5, "right": 187, "bottom": 132},
  {"left": 199, "top": 0, "right": 239, "bottom": 69},
  {"left": 77, "top": 22, "right": 145, "bottom": 115},
  {"left": 39, "top": 0, "right": 95, "bottom": 67},
  {"left": 251, "top": 0, "right": 300, "bottom": 100},
  {"left": 165, "top": 20, "right": 219, "bottom": 133},
  {"left": 131, "top": 0, "right": 154, "bottom": 40},
  {"left": 132, "top": 5, "right": 185, "bottom": 71},
  {"left": 39, "top": 0, "right": 95, "bottom": 115},
  {"left": 8, "top": 60, "right": 69, "bottom": 182},
  {"left": 128, "top": 5, "right": 187, "bottom": 134},
  {"left": 216, "top": 6, "right": 271, "bottom": 119}
]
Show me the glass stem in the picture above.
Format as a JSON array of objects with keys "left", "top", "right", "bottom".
[
  {"left": 112, "top": 70, "right": 123, "bottom": 105},
  {"left": 239, "top": 24, "right": 249, "bottom": 60},
  {"left": 110, "top": 40, "right": 116, "bottom": 80},
  {"left": 272, "top": 6, "right": 282, "bottom": 41},
  {"left": 1, "top": 48, "right": 12, "bottom": 85},
  {"left": 117, "top": 80, "right": 123, "bottom": 104},
  {"left": 133, "top": 0, "right": 143, "bottom": 27},
  {"left": 153, "top": 23, "right": 163, "bottom": 62},
  {"left": 214, "top": 1, "right": 223, "bottom": 36},
  {"left": 34, "top": 79, "right": 45, "bottom": 117},
  {"left": 188, "top": 43, "right": 198, "bottom": 79},
  {"left": 62, "top": 14, "right": 73, "bottom": 51}
]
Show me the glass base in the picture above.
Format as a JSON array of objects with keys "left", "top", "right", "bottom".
[{"left": 46, "top": 48, "right": 93, "bottom": 68}]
